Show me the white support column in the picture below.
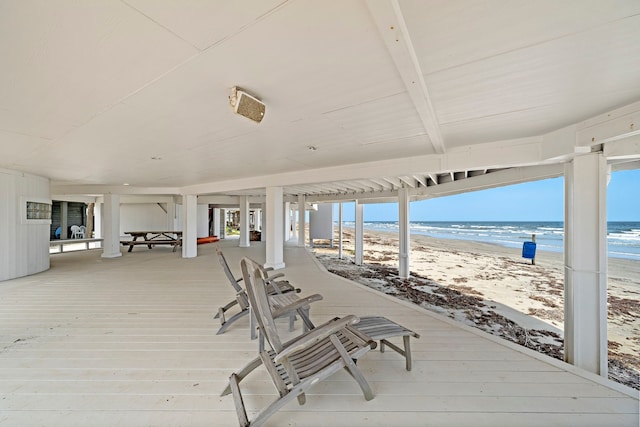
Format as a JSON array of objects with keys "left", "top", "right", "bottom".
[
  {"left": 283, "top": 202, "right": 291, "bottom": 241},
  {"left": 213, "top": 208, "right": 221, "bottom": 237},
  {"left": 398, "top": 188, "right": 411, "bottom": 279},
  {"left": 61, "top": 201, "right": 68, "bottom": 239},
  {"left": 291, "top": 207, "right": 298, "bottom": 240},
  {"left": 260, "top": 203, "right": 267, "bottom": 242},
  {"left": 298, "top": 194, "right": 306, "bottom": 247},
  {"left": 265, "top": 187, "right": 285, "bottom": 270},
  {"left": 239, "top": 196, "right": 250, "bottom": 248},
  {"left": 564, "top": 152, "right": 608, "bottom": 377},
  {"left": 182, "top": 195, "right": 198, "bottom": 258},
  {"left": 220, "top": 208, "right": 226, "bottom": 239},
  {"left": 253, "top": 209, "right": 262, "bottom": 231},
  {"left": 354, "top": 200, "right": 364, "bottom": 266},
  {"left": 338, "top": 202, "right": 343, "bottom": 259},
  {"left": 94, "top": 202, "right": 102, "bottom": 239},
  {"left": 101, "top": 194, "right": 121, "bottom": 258},
  {"left": 167, "top": 198, "right": 176, "bottom": 231}
]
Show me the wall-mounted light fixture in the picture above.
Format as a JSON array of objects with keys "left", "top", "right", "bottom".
[{"left": 229, "top": 86, "right": 265, "bottom": 123}]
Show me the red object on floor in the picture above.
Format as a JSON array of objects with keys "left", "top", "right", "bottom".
[{"left": 197, "top": 236, "right": 219, "bottom": 245}]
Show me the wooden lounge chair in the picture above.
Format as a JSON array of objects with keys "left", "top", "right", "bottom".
[
  {"left": 214, "top": 247, "right": 300, "bottom": 335},
  {"left": 222, "top": 257, "right": 377, "bottom": 427}
]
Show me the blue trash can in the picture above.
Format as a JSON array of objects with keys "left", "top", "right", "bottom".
[{"left": 522, "top": 241, "right": 536, "bottom": 259}]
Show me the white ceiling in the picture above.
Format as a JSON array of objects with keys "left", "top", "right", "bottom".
[{"left": 1, "top": 0, "right": 640, "bottom": 198}]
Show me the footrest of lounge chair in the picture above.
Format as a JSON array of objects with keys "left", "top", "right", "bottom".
[{"left": 352, "top": 316, "right": 420, "bottom": 371}]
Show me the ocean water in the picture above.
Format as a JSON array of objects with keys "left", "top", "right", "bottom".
[{"left": 339, "top": 221, "right": 640, "bottom": 261}]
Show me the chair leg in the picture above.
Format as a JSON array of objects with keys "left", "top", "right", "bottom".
[
  {"left": 229, "top": 374, "right": 250, "bottom": 427},
  {"left": 403, "top": 335, "right": 412, "bottom": 371},
  {"left": 214, "top": 300, "right": 239, "bottom": 319},
  {"left": 249, "top": 384, "right": 307, "bottom": 427},
  {"left": 288, "top": 312, "right": 295, "bottom": 332},
  {"left": 221, "top": 356, "right": 264, "bottom": 397},
  {"left": 216, "top": 309, "right": 249, "bottom": 335},
  {"left": 217, "top": 307, "right": 226, "bottom": 325},
  {"left": 330, "top": 335, "right": 374, "bottom": 401}
]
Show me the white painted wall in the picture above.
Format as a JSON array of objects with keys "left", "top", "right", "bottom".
[
  {"left": 197, "top": 204, "right": 209, "bottom": 237},
  {"left": 0, "top": 168, "right": 50, "bottom": 281},
  {"left": 309, "top": 203, "right": 333, "bottom": 240},
  {"left": 116, "top": 202, "right": 206, "bottom": 237},
  {"left": 119, "top": 203, "right": 169, "bottom": 236}
]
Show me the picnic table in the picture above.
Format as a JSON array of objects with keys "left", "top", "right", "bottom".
[{"left": 121, "top": 231, "right": 183, "bottom": 252}]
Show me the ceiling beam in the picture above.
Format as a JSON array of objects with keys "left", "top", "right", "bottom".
[
  {"left": 398, "top": 176, "right": 416, "bottom": 188},
  {"left": 383, "top": 176, "right": 403, "bottom": 188},
  {"left": 413, "top": 164, "right": 564, "bottom": 200},
  {"left": 369, "top": 177, "right": 394, "bottom": 190},
  {"left": 366, "top": 0, "right": 445, "bottom": 154},
  {"left": 412, "top": 175, "right": 427, "bottom": 187},
  {"left": 308, "top": 163, "right": 564, "bottom": 203}
]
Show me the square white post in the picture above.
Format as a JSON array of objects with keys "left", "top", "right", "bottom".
[
  {"left": 265, "top": 187, "right": 285, "bottom": 270},
  {"left": 564, "top": 152, "right": 608, "bottom": 376},
  {"left": 213, "top": 208, "right": 221, "bottom": 237},
  {"left": 338, "top": 202, "right": 343, "bottom": 259},
  {"left": 167, "top": 198, "right": 176, "bottom": 231},
  {"left": 101, "top": 194, "right": 121, "bottom": 258},
  {"left": 220, "top": 209, "right": 226, "bottom": 239},
  {"left": 283, "top": 202, "right": 291, "bottom": 241},
  {"left": 182, "top": 194, "right": 198, "bottom": 258},
  {"left": 239, "top": 196, "right": 250, "bottom": 248},
  {"left": 260, "top": 203, "right": 267, "bottom": 242},
  {"left": 291, "top": 207, "right": 298, "bottom": 240},
  {"left": 355, "top": 200, "right": 364, "bottom": 265},
  {"left": 255, "top": 208, "right": 262, "bottom": 232},
  {"left": 297, "top": 194, "right": 306, "bottom": 247},
  {"left": 61, "top": 201, "right": 68, "bottom": 239},
  {"left": 94, "top": 202, "right": 102, "bottom": 239},
  {"left": 398, "top": 188, "right": 410, "bottom": 279}
]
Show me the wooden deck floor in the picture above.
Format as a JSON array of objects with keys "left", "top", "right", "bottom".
[{"left": 1, "top": 240, "right": 638, "bottom": 426}]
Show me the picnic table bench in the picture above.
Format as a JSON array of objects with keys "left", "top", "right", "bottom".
[{"left": 120, "top": 231, "right": 182, "bottom": 253}]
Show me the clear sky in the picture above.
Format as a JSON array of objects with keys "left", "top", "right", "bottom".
[{"left": 335, "top": 169, "right": 639, "bottom": 222}]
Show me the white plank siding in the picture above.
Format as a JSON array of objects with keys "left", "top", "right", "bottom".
[{"left": 0, "top": 241, "right": 638, "bottom": 427}]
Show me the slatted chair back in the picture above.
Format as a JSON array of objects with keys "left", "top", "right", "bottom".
[
  {"left": 216, "top": 247, "right": 244, "bottom": 294},
  {"left": 240, "top": 257, "right": 283, "bottom": 353}
]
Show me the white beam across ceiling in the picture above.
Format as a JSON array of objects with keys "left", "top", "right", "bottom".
[
  {"left": 353, "top": 180, "right": 380, "bottom": 191},
  {"left": 308, "top": 189, "right": 399, "bottom": 203},
  {"left": 342, "top": 181, "right": 369, "bottom": 192},
  {"left": 307, "top": 164, "right": 564, "bottom": 204},
  {"left": 167, "top": 134, "right": 559, "bottom": 196},
  {"left": 412, "top": 175, "right": 427, "bottom": 187},
  {"left": 398, "top": 176, "right": 416, "bottom": 188},
  {"left": 369, "top": 177, "right": 394, "bottom": 190},
  {"left": 383, "top": 176, "right": 403, "bottom": 188},
  {"left": 576, "top": 100, "right": 640, "bottom": 147},
  {"left": 611, "top": 159, "right": 640, "bottom": 171},
  {"left": 366, "top": 0, "right": 445, "bottom": 154},
  {"left": 51, "top": 184, "right": 181, "bottom": 196},
  {"left": 413, "top": 164, "right": 564, "bottom": 200}
]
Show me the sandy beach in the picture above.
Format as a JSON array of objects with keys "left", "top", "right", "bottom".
[{"left": 311, "top": 227, "right": 640, "bottom": 390}]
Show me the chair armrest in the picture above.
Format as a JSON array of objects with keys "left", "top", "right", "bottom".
[
  {"left": 274, "top": 315, "right": 359, "bottom": 363},
  {"left": 264, "top": 272, "right": 285, "bottom": 282},
  {"left": 270, "top": 294, "right": 323, "bottom": 319}
]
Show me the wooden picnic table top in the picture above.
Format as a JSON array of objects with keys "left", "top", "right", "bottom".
[
  {"left": 121, "top": 231, "right": 182, "bottom": 252},
  {"left": 124, "top": 231, "right": 182, "bottom": 238}
]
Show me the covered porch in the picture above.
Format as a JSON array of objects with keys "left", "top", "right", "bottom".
[{"left": 1, "top": 241, "right": 637, "bottom": 426}]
